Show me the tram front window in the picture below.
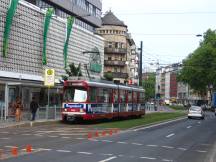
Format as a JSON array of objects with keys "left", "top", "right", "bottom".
[{"left": 63, "top": 87, "right": 87, "bottom": 103}]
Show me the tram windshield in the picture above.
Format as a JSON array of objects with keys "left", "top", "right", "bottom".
[{"left": 63, "top": 87, "right": 87, "bottom": 103}]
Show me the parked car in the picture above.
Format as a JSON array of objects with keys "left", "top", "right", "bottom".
[{"left": 188, "top": 106, "right": 205, "bottom": 119}]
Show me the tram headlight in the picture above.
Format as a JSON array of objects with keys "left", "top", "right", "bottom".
[
  {"left": 64, "top": 109, "right": 67, "bottom": 112},
  {"left": 80, "top": 109, "right": 83, "bottom": 112}
]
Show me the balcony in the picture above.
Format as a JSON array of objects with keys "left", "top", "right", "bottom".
[
  {"left": 104, "top": 60, "right": 126, "bottom": 66},
  {"left": 104, "top": 72, "right": 129, "bottom": 79},
  {"left": 104, "top": 47, "right": 127, "bottom": 54}
]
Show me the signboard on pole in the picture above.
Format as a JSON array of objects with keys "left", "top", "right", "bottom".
[{"left": 44, "top": 69, "right": 55, "bottom": 87}]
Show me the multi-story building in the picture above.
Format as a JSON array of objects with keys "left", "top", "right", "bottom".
[
  {"left": 96, "top": 11, "right": 138, "bottom": 84},
  {"left": 0, "top": 0, "right": 104, "bottom": 120}
]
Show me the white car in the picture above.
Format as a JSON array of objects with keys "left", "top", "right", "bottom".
[{"left": 188, "top": 106, "right": 205, "bottom": 119}]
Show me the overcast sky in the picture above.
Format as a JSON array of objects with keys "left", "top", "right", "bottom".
[{"left": 102, "top": 0, "right": 216, "bottom": 71}]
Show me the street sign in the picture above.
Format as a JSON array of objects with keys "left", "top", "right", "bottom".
[{"left": 44, "top": 69, "right": 55, "bottom": 87}]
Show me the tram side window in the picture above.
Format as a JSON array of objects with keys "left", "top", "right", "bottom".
[
  {"left": 140, "top": 92, "right": 145, "bottom": 103},
  {"left": 128, "top": 91, "right": 132, "bottom": 103},
  {"left": 89, "top": 88, "right": 97, "bottom": 102},
  {"left": 119, "top": 90, "right": 126, "bottom": 103},
  {"left": 113, "top": 89, "right": 118, "bottom": 103},
  {"left": 98, "top": 88, "right": 110, "bottom": 103},
  {"left": 133, "top": 92, "right": 138, "bottom": 103}
]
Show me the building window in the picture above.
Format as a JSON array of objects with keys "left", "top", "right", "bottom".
[
  {"left": 108, "top": 57, "right": 111, "bottom": 61},
  {"left": 108, "top": 42, "right": 112, "bottom": 48},
  {"left": 114, "top": 68, "right": 118, "bottom": 72}
]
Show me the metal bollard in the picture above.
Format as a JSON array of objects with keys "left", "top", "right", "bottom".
[{"left": 46, "top": 105, "right": 48, "bottom": 120}]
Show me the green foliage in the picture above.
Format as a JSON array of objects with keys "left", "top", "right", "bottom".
[
  {"left": 62, "top": 63, "right": 82, "bottom": 81},
  {"left": 178, "top": 29, "right": 216, "bottom": 94},
  {"left": 104, "top": 72, "right": 113, "bottom": 81},
  {"left": 142, "top": 73, "right": 155, "bottom": 100}
]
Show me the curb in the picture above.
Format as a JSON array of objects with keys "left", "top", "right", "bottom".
[{"left": 130, "top": 116, "right": 187, "bottom": 131}]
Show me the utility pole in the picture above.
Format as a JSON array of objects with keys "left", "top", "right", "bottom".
[{"left": 139, "top": 41, "right": 143, "bottom": 87}]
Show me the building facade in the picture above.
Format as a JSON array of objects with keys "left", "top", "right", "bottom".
[
  {"left": 0, "top": 0, "right": 104, "bottom": 120},
  {"left": 96, "top": 11, "right": 138, "bottom": 84}
]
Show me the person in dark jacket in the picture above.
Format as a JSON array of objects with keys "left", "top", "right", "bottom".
[{"left": 30, "top": 97, "right": 39, "bottom": 121}]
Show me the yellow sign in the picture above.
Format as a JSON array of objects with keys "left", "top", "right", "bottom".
[{"left": 44, "top": 69, "right": 55, "bottom": 87}]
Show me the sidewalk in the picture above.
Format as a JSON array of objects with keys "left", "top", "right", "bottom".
[
  {"left": 145, "top": 105, "right": 175, "bottom": 114},
  {"left": 0, "top": 118, "right": 60, "bottom": 129}
]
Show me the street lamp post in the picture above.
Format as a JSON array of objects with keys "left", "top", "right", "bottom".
[{"left": 138, "top": 41, "right": 143, "bottom": 87}]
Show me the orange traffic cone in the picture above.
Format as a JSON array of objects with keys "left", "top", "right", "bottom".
[
  {"left": 87, "top": 132, "right": 92, "bottom": 139},
  {"left": 26, "top": 145, "right": 32, "bottom": 153},
  {"left": 11, "top": 147, "right": 18, "bottom": 157},
  {"left": 95, "top": 131, "right": 99, "bottom": 137},
  {"left": 102, "top": 131, "right": 106, "bottom": 136},
  {"left": 109, "top": 130, "right": 113, "bottom": 136}
]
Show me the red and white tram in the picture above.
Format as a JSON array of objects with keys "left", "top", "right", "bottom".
[{"left": 62, "top": 80, "right": 145, "bottom": 121}]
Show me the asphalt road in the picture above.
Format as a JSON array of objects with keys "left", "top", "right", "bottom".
[{"left": 1, "top": 111, "right": 216, "bottom": 162}]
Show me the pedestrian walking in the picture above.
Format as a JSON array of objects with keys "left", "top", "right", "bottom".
[
  {"left": 30, "top": 97, "right": 39, "bottom": 121},
  {"left": 14, "top": 97, "right": 23, "bottom": 122}
]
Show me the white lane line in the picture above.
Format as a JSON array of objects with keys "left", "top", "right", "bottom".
[
  {"left": 101, "top": 140, "right": 113, "bottom": 143},
  {"left": 98, "top": 156, "right": 117, "bottom": 162},
  {"left": 100, "top": 153, "right": 113, "bottom": 156},
  {"left": 166, "top": 133, "right": 175, "bottom": 138},
  {"left": 118, "top": 154, "right": 124, "bottom": 157},
  {"left": 77, "top": 151, "right": 93, "bottom": 155},
  {"left": 162, "top": 146, "right": 174, "bottom": 149},
  {"left": 48, "top": 136, "right": 58, "bottom": 138},
  {"left": 162, "top": 159, "right": 173, "bottom": 162},
  {"left": 89, "top": 139, "right": 99, "bottom": 142},
  {"left": 196, "top": 150, "right": 207, "bottom": 153},
  {"left": 4, "top": 146, "right": 17, "bottom": 148},
  {"left": 187, "top": 126, "right": 192, "bottom": 129},
  {"left": 0, "top": 132, "right": 9, "bottom": 134},
  {"left": 39, "top": 148, "right": 52, "bottom": 151},
  {"left": 61, "top": 137, "right": 70, "bottom": 139},
  {"left": 117, "top": 141, "right": 128, "bottom": 144},
  {"left": 59, "top": 133, "right": 86, "bottom": 136},
  {"left": 0, "top": 137, "right": 10, "bottom": 140},
  {"left": 35, "top": 134, "right": 43, "bottom": 137},
  {"left": 198, "top": 121, "right": 201, "bottom": 124},
  {"left": 177, "top": 147, "right": 187, "bottom": 151},
  {"left": 22, "top": 134, "right": 32, "bottom": 136},
  {"left": 76, "top": 137, "right": 85, "bottom": 140},
  {"left": 147, "top": 144, "right": 158, "bottom": 147},
  {"left": 132, "top": 143, "right": 143, "bottom": 146},
  {"left": 140, "top": 156, "right": 156, "bottom": 160},
  {"left": 56, "top": 150, "right": 71, "bottom": 153}
]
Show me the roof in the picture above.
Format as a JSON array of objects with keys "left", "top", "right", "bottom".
[{"left": 102, "top": 11, "right": 127, "bottom": 27}]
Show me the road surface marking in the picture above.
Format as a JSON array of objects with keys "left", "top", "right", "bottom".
[
  {"left": 76, "top": 137, "right": 85, "bottom": 140},
  {"left": 117, "top": 141, "right": 128, "bottom": 144},
  {"left": 166, "top": 133, "right": 175, "bottom": 138},
  {"left": 187, "top": 126, "right": 192, "bottom": 129},
  {"left": 77, "top": 151, "right": 93, "bottom": 155},
  {"left": 101, "top": 140, "right": 113, "bottom": 143},
  {"left": 147, "top": 145, "right": 158, "bottom": 147},
  {"left": 39, "top": 148, "right": 52, "bottom": 151},
  {"left": 56, "top": 150, "right": 71, "bottom": 153},
  {"left": 48, "top": 136, "right": 58, "bottom": 138},
  {"left": 100, "top": 153, "right": 113, "bottom": 156},
  {"left": 22, "top": 134, "right": 32, "bottom": 136},
  {"left": 162, "top": 146, "right": 174, "bottom": 149},
  {"left": 162, "top": 159, "right": 173, "bottom": 162},
  {"left": 89, "top": 139, "right": 99, "bottom": 142},
  {"left": 0, "top": 132, "right": 9, "bottom": 134},
  {"left": 198, "top": 122, "right": 201, "bottom": 124},
  {"left": 98, "top": 156, "right": 117, "bottom": 162},
  {"left": 140, "top": 156, "right": 156, "bottom": 160},
  {"left": 59, "top": 133, "right": 86, "bottom": 136},
  {"left": 177, "top": 147, "right": 187, "bottom": 151},
  {"left": 4, "top": 146, "right": 17, "bottom": 148},
  {"left": 132, "top": 143, "right": 143, "bottom": 146},
  {"left": 118, "top": 154, "right": 124, "bottom": 157},
  {"left": 0, "top": 138, "right": 10, "bottom": 140},
  {"left": 61, "top": 137, "right": 70, "bottom": 139},
  {"left": 196, "top": 150, "right": 207, "bottom": 153},
  {"left": 35, "top": 134, "right": 43, "bottom": 137}
]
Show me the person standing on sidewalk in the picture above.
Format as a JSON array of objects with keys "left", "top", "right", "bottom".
[
  {"left": 30, "top": 97, "right": 39, "bottom": 121},
  {"left": 15, "top": 97, "right": 23, "bottom": 122}
]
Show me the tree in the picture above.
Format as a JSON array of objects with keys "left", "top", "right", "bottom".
[
  {"left": 62, "top": 63, "right": 82, "bottom": 81},
  {"left": 142, "top": 73, "right": 155, "bottom": 100},
  {"left": 104, "top": 72, "right": 113, "bottom": 81},
  {"left": 178, "top": 29, "right": 216, "bottom": 96}
]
